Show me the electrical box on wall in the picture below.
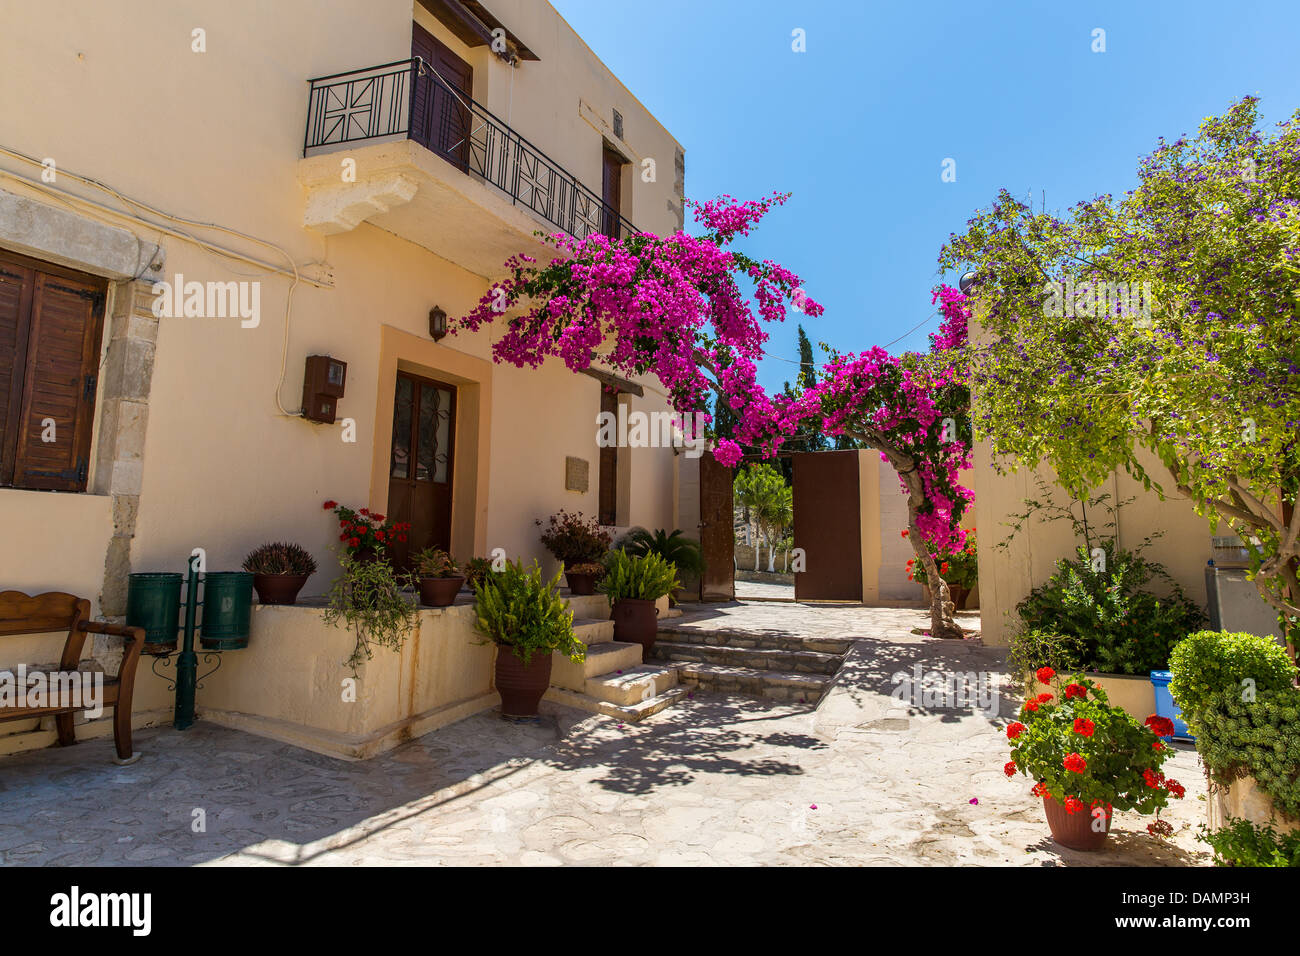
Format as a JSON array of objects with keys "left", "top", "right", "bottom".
[{"left": 301, "top": 354, "right": 347, "bottom": 424}]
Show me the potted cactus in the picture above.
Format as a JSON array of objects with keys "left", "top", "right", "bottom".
[
  {"left": 598, "top": 550, "right": 680, "bottom": 661},
  {"left": 413, "top": 547, "right": 466, "bottom": 607},
  {"left": 473, "top": 560, "right": 585, "bottom": 718},
  {"left": 243, "top": 542, "right": 318, "bottom": 605}
]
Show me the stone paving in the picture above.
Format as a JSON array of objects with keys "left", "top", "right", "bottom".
[{"left": 0, "top": 601, "right": 1211, "bottom": 866}]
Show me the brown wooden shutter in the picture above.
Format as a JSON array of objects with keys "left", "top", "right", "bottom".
[
  {"left": 0, "top": 259, "right": 36, "bottom": 484},
  {"left": 11, "top": 271, "right": 104, "bottom": 491},
  {"left": 598, "top": 388, "right": 618, "bottom": 525}
]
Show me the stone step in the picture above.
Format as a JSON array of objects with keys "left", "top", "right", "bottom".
[
  {"left": 563, "top": 593, "right": 610, "bottom": 621},
  {"left": 657, "top": 625, "right": 852, "bottom": 657},
  {"left": 651, "top": 639, "right": 843, "bottom": 675},
  {"left": 572, "top": 618, "right": 615, "bottom": 646},
  {"left": 583, "top": 663, "right": 680, "bottom": 706},
  {"left": 674, "top": 661, "right": 832, "bottom": 705},
  {"left": 544, "top": 683, "right": 690, "bottom": 723},
  {"left": 551, "top": 640, "right": 644, "bottom": 692}
]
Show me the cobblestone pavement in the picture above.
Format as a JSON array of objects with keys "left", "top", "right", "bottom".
[
  {"left": 732, "top": 580, "right": 795, "bottom": 601},
  {"left": 0, "top": 602, "right": 1210, "bottom": 866}
]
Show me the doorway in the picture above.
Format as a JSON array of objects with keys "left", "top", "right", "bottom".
[{"left": 387, "top": 370, "right": 456, "bottom": 568}]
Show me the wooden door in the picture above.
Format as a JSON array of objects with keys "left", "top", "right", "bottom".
[
  {"left": 698, "top": 451, "right": 735, "bottom": 601},
  {"left": 601, "top": 148, "right": 623, "bottom": 238},
  {"left": 792, "top": 450, "right": 863, "bottom": 601},
  {"left": 387, "top": 371, "right": 456, "bottom": 568},
  {"left": 411, "top": 22, "right": 473, "bottom": 171}
]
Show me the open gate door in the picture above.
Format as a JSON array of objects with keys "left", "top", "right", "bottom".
[
  {"left": 793, "top": 450, "right": 863, "bottom": 601},
  {"left": 697, "top": 452, "right": 735, "bottom": 601}
]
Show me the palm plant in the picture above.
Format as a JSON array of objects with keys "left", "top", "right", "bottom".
[{"left": 617, "top": 527, "right": 704, "bottom": 577}]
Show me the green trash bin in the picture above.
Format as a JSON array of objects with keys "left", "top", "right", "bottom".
[
  {"left": 200, "top": 572, "right": 254, "bottom": 650},
  {"left": 126, "top": 572, "right": 183, "bottom": 655}
]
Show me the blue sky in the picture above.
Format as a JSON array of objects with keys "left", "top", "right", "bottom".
[{"left": 551, "top": 0, "right": 1300, "bottom": 392}]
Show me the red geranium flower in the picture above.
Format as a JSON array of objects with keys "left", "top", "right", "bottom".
[
  {"left": 1030, "top": 782, "right": 1050, "bottom": 799},
  {"left": 1147, "top": 819, "right": 1173, "bottom": 837},
  {"left": 1145, "top": 715, "right": 1176, "bottom": 738},
  {"left": 1164, "top": 778, "right": 1185, "bottom": 799},
  {"left": 900, "top": 529, "right": 909, "bottom": 537},
  {"left": 372, "top": 514, "right": 385, "bottom": 523},
  {"left": 349, "top": 537, "right": 360, "bottom": 548},
  {"left": 1064, "top": 796, "right": 1085, "bottom": 816},
  {"left": 1063, "top": 752, "right": 1087, "bottom": 773},
  {"left": 1024, "top": 700, "right": 1039, "bottom": 713},
  {"left": 1064, "top": 683, "right": 1087, "bottom": 700},
  {"left": 1006, "top": 721, "right": 1026, "bottom": 740},
  {"left": 323, "top": 500, "right": 338, "bottom": 510},
  {"left": 1036, "top": 692, "right": 1053, "bottom": 703},
  {"left": 1073, "top": 718, "right": 1095, "bottom": 737},
  {"left": 1003, "top": 761, "right": 1017, "bottom": 777},
  {"left": 1142, "top": 768, "right": 1164, "bottom": 788},
  {"left": 1035, "top": 667, "right": 1055, "bottom": 683}
]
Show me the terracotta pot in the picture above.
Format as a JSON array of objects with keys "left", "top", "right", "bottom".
[
  {"left": 494, "top": 645, "right": 554, "bottom": 717},
  {"left": 418, "top": 575, "right": 464, "bottom": 607},
  {"left": 611, "top": 597, "right": 659, "bottom": 662},
  {"left": 252, "top": 573, "right": 310, "bottom": 605},
  {"left": 1043, "top": 796, "right": 1112, "bottom": 851},
  {"left": 565, "top": 570, "right": 598, "bottom": 596}
]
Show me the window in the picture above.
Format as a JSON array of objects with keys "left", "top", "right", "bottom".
[{"left": 0, "top": 248, "right": 107, "bottom": 492}]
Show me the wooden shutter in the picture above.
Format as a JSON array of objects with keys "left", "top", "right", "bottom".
[
  {"left": 0, "top": 259, "right": 36, "bottom": 484},
  {"left": 598, "top": 389, "right": 618, "bottom": 525},
  {"left": 10, "top": 270, "right": 104, "bottom": 491}
]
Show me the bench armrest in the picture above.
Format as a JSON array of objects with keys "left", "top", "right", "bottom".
[{"left": 79, "top": 620, "right": 145, "bottom": 644}]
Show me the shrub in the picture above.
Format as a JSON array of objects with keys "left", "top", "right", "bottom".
[
  {"left": 1005, "top": 671, "right": 1184, "bottom": 829},
  {"left": 462, "top": 557, "right": 494, "bottom": 591},
  {"left": 1194, "top": 685, "right": 1300, "bottom": 819},
  {"left": 1198, "top": 817, "right": 1300, "bottom": 867},
  {"left": 1168, "top": 630, "right": 1296, "bottom": 735},
  {"left": 1016, "top": 541, "right": 1205, "bottom": 675},
  {"left": 536, "top": 510, "right": 611, "bottom": 565},
  {"left": 617, "top": 527, "right": 704, "bottom": 577},
  {"left": 242, "top": 541, "right": 317, "bottom": 576},
  {"left": 323, "top": 553, "right": 420, "bottom": 675},
  {"left": 1008, "top": 628, "right": 1086, "bottom": 695},
  {"left": 906, "top": 528, "right": 978, "bottom": 589},
  {"left": 473, "top": 560, "right": 584, "bottom": 666},
  {"left": 599, "top": 550, "right": 680, "bottom": 605},
  {"left": 413, "top": 547, "right": 459, "bottom": 579}
]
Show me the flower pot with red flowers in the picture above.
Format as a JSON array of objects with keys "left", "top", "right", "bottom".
[
  {"left": 243, "top": 542, "right": 318, "bottom": 605},
  {"left": 598, "top": 550, "right": 680, "bottom": 662},
  {"left": 562, "top": 560, "right": 604, "bottom": 596},
  {"left": 537, "top": 510, "right": 612, "bottom": 585},
  {"left": 323, "top": 499, "right": 412, "bottom": 563},
  {"left": 906, "top": 528, "right": 977, "bottom": 609},
  {"left": 1004, "top": 668, "right": 1185, "bottom": 851},
  {"left": 473, "top": 560, "right": 584, "bottom": 718},
  {"left": 413, "top": 547, "right": 465, "bottom": 607}
]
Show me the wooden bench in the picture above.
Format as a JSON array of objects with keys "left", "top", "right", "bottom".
[{"left": 0, "top": 590, "right": 145, "bottom": 763}]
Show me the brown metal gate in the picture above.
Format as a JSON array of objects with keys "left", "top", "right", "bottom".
[
  {"left": 697, "top": 452, "right": 735, "bottom": 601},
  {"left": 792, "top": 450, "right": 862, "bottom": 601}
]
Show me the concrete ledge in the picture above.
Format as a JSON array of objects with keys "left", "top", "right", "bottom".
[{"left": 0, "top": 186, "right": 151, "bottom": 279}]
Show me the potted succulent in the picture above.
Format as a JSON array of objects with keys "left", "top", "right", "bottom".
[
  {"left": 537, "top": 510, "right": 612, "bottom": 595},
  {"left": 1005, "top": 668, "right": 1185, "bottom": 850},
  {"left": 413, "top": 547, "right": 465, "bottom": 607},
  {"left": 463, "top": 556, "right": 494, "bottom": 592},
  {"left": 243, "top": 542, "right": 318, "bottom": 605},
  {"left": 473, "top": 560, "right": 585, "bottom": 718},
  {"left": 598, "top": 550, "right": 680, "bottom": 661}
]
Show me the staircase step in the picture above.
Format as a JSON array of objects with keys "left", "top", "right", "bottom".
[
  {"left": 584, "top": 663, "right": 680, "bottom": 706},
  {"left": 563, "top": 593, "right": 610, "bottom": 621},
  {"left": 572, "top": 618, "right": 615, "bottom": 646},
  {"left": 651, "top": 639, "right": 843, "bottom": 675},
  {"left": 544, "top": 684, "right": 690, "bottom": 722},
  {"left": 658, "top": 625, "right": 852, "bottom": 657},
  {"left": 551, "top": 640, "right": 644, "bottom": 691},
  {"left": 674, "top": 661, "right": 831, "bottom": 704}
]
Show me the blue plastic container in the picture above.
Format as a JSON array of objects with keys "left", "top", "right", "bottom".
[{"left": 1149, "top": 670, "right": 1193, "bottom": 740}]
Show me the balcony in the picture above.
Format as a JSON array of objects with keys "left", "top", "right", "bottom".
[{"left": 298, "top": 58, "right": 637, "bottom": 278}]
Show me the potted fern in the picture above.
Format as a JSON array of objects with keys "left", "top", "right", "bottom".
[
  {"left": 243, "top": 542, "right": 318, "bottom": 605},
  {"left": 413, "top": 547, "right": 465, "bottom": 607},
  {"left": 599, "top": 550, "right": 680, "bottom": 661},
  {"left": 473, "top": 560, "right": 585, "bottom": 718}
]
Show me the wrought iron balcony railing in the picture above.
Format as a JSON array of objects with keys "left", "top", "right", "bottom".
[{"left": 304, "top": 58, "right": 638, "bottom": 242}]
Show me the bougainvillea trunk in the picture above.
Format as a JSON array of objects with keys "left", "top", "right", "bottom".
[{"left": 893, "top": 455, "right": 963, "bottom": 640}]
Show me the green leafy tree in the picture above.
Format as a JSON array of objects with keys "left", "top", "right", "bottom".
[
  {"left": 940, "top": 98, "right": 1300, "bottom": 643},
  {"left": 734, "top": 464, "right": 792, "bottom": 572}
]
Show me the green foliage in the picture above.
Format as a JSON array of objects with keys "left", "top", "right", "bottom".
[
  {"left": 618, "top": 527, "right": 704, "bottom": 577},
  {"left": 598, "top": 549, "right": 680, "bottom": 604},
  {"left": 734, "top": 464, "right": 793, "bottom": 565},
  {"left": 1194, "top": 685, "right": 1300, "bottom": 818},
  {"left": 1016, "top": 540, "right": 1205, "bottom": 674},
  {"left": 536, "top": 510, "right": 612, "bottom": 565},
  {"left": 1008, "top": 628, "right": 1087, "bottom": 695},
  {"left": 412, "top": 547, "right": 459, "bottom": 579},
  {"left": 1198, "top": 817, "right": 1300, "bottom": 867},
  {"left": 1168, "top": 630, "right": 1297, "bottom": 735},
  {"left": 472, "top": 560, "right": 582, "bottom": 667},
  {"left": 242, "top": 541, "right": 318, "bottom": 576},
  {"left": 907, "top": 529, "right": 978, "bottom": 589},
  {"left": 1008, "top": 675, "right": 1182, "bottom": 815},
  {"left": 323, "top": 553, "right": 420, "bottom": 676},
  {"left": 463, "top": 557, "right": 494, "bottom": 591}
]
